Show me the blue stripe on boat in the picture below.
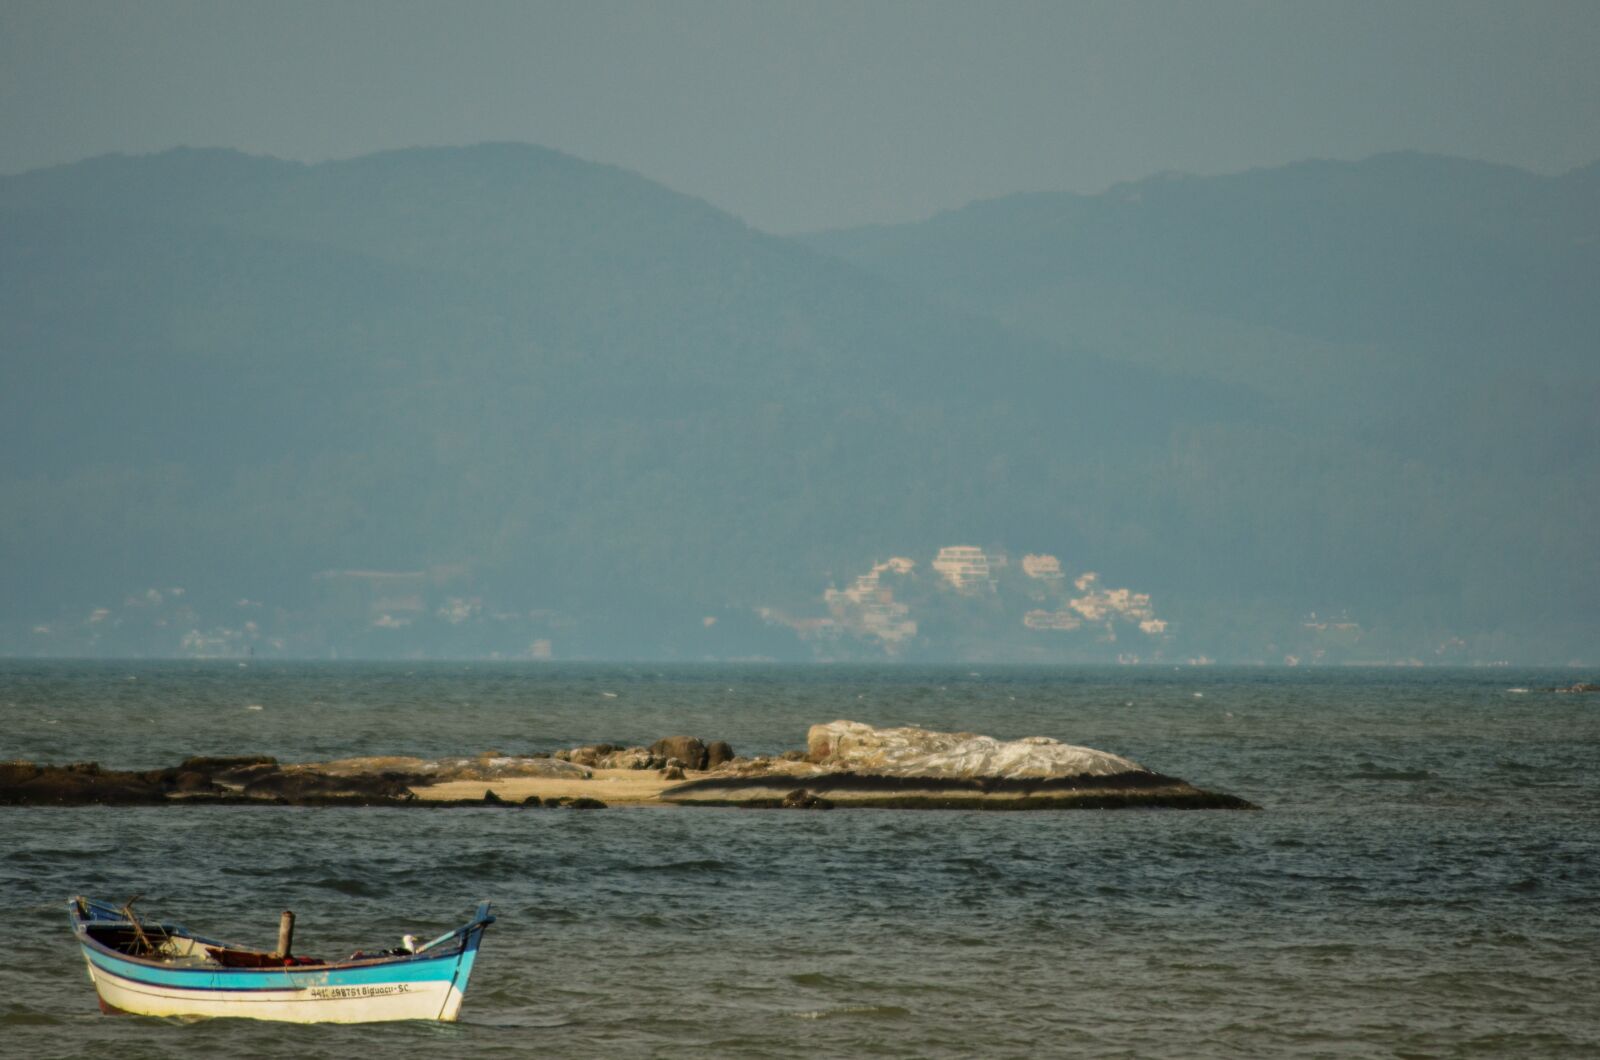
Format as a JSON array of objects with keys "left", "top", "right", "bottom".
[{"left": 81, "top": 942, "right": 467, "bottom": 992}]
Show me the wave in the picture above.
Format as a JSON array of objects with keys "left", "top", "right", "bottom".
[
  {"left": 626, "top": 859, "right": 733, "bottom": 875},
  {"left": 312, "top": 876, "right": 386, "bottom": 897},
  {"left": 1349, "top": 768, "right": 1436, "bottom": 781},
  {"left": 790, "top": 1005, "right": 911, "bottom": 1021}
]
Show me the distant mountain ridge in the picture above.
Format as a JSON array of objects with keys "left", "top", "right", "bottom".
[
  {"left": 804, "top": 151, "right": 1600, "bottom": 371},
  {"left": 2, "top": 146, "right": 1594, "bottom": 661}
]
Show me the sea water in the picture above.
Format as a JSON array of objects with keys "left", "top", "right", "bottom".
[{"left": 1, "top": 662, "right": 1597, "bottom": 1057}]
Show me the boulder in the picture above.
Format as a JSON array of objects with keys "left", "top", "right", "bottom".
[
  {"left": 660, "top": 763, "right": 686, "bottom": 781},
  {"left": 558, "top": 745, "right": 617, "bottom": 769},
  {"left": 804, "top": 720, "right": 1145, "bottom": 779},
  {"left": 660, "top": 721, "right": 1253, "bottom": 810},
  {"left": 598, "top": 746, "right": 660, "bottom": 770},
  {"left": 650, "top": 736, "right": 708, "bottom": 771},
  {"left": 706, "top": 741, "right": 737, "bottom": 769}
]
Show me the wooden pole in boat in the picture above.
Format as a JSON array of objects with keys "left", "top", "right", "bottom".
[
  {"left": 121, "top": 895, "right": 156, "bottom": 956},
  {"left": 276, "top": 910, "right": 295, "bottom": 958}
]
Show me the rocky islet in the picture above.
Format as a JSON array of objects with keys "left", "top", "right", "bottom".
[{"left": 1, "top": 722, "right": 1254, "bottom": 810}]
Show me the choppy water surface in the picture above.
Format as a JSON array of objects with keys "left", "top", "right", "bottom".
[{"left": 2, "top": 662, "right": 1598, "bottom": 1057}]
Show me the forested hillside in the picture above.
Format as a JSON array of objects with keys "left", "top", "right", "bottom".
[{"left": 2, "top": 147, "right": 1593, "bottom": 661}]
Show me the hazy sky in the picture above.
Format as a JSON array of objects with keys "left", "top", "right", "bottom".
[{"left": 3, "top": 0, "right": 1598, "bottom": 232}]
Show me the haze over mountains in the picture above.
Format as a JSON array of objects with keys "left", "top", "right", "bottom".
[{"left": 2, "top": 145, "right": 1594, "bottom": 662}]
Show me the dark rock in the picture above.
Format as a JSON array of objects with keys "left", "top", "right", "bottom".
[
  {"left": 522, "top": 795, "right": 543, "bottom": 807},
  {"left": 0, "top": 762, "right": 43, "bottom": 787},
  {"left": 240, "top": 769, "right": 415, "bottom": 802},
  {"left": 664, "top": 770, "right": 1258, "bottom": 810},
  {"left": 170, "top": 770, "right": 221, "bottom": 794},
  {"left": 211, "top": 762, "right": 284, "bottom": 787},
  {"left": 482, "top": 788, "right": 505, "bottom": 805},
  {"left": 781, "top": 788, "right": 834, "bottom": 810},
  {"left": 0, "top": 761, "right": 167, "bottom": 805},
  {"left": 706, "top": 741, "right": 736, "bottom": 769},
  {"left": 179, "top": 755, "right": 277, "bottom": 774},
  {"left": 567, "top": 797, "right": 607, "bottom": 809},
  {"left": 650, "top": 736, "right": 708, "bottom": 771}
]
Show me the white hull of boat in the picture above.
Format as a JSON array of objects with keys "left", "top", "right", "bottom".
[{"left": 85, "top": 956, "right": 468, "bottom": 1023}]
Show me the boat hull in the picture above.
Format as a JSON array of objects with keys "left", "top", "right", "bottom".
[{"left": 84, "top": 957, "right": 469, "bottom": 1023}]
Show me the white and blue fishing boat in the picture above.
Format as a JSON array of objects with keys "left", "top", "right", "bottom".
[{"left": 68, "top": 896, "right": 494, "bottom": 1023}]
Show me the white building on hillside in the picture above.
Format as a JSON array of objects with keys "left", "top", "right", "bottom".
[
  {"left": 932, "top": 546, "right": 995, "bottom": 592},
  {"left": 824, "top": 557, "right": 918, "bottom": 646},
  {"left": 1021, "top": 553, "right": 1065, "bottom": 581}
]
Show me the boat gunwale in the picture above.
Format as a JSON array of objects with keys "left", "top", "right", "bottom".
[{"left": 68, "top": 896, "right": 490, "bottom": 976}]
